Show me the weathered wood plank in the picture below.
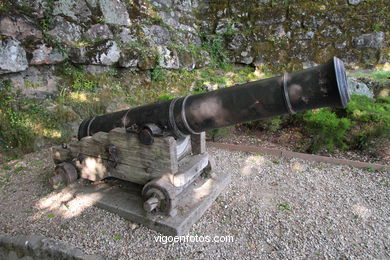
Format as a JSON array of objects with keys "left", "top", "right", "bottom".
[
  {"left": 52, "top": 146, "right": 71, "bottom": 164},
  {"left": 76, "top": 128, "right": 179, "bottom": 184},
  {"left": 107, "top": 128, "right": 178, "bottom": 174},
  {"left": 173, "top": 153, "right": 209, "bottom": 195},
  {"left": 78, "top": 154, "right": 157, "bottom": 184},
  {"left": 191, "top": 132, "right": 206, "bottom": 155},
  {"left": 80, "top": 132, "right": 110, "bottom": 160},
  {"left": 68, "top": 141, "right": 81, "bottom": 158}
]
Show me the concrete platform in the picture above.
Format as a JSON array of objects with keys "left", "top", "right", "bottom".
[{"left": 71, "top": 172, "right": 231, "bottom": 235}]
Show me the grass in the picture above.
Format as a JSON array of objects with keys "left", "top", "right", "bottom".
[
  {"left": 47, "top": 213, "right": 55, "bottom": 218},
  {"left": 113, "top": 235, "right": 123, "bottom": 241},
  {"left": 2, "top": 165, "right": 12, "bottom": 171},
  {"left": 276, "top": 203, "right": 292, "bottom": 211},
  {"left": 14, "top": 167, "right": 25, "bottom": 173},
  {"left": 348, "top": 70, "right": 390, "bottom": 85}
]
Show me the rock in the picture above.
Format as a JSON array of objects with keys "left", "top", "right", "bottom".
[
  {"left": 30, "top": 44, "right": 66, "bottom": 65},
  {"left": 302, "top": 61, "right": 318, "bottom": 69},
  {"left": 294, "top": 29, "right": 315, "bottom": 40},
  {"left": 1, "top": 65, "right": 58, "bottom": 99},
  {"left": 91, "top": 40, "right": 121, "bottom": 65},
  {"left": 302, "top": 16, "right": 324, "bottom": 29},
  {"left": 84, "top": 65, "right": 112, "bottom": 75},
  {"left": 99, "top": 0, "right": 131, "bottom": 26},
  {"left": 335, "top": 41, "right": 347, "bottom": 50},
  {"left": 215, "top": 18, "right": 232, "bottom": 34},
  {"left": 0, "top": 16, "right": 43, "bottom": 42},
  {"left": 69, "top": 40, "right": 121, "bottom": 65},
  {"left": 83, "top": 24, "right": 113, "bottom": 41},
  {"left": 273, "top": 25, "right": 286, "bottom": 37},
  {"left": 68, "top": 47, "right": 88, "bottom": 64},
  {"left": 119, "top": 50, "right": 139, "bottom": 68},
  {"left": 85, "top": 0, "right": 98, "bottom": 8},
  {"left": 53, "top": 0, "right": 92, "bottom": 23},
  {"left": 159, "top": 11, "right": 196, "bottom": 33},
  {"left": 15, "top": 0, "right": 47, "bottom": 18},
  {"left": 150, "top": 0, "right": 172, "bottom": 9},
  {"left": 195, "top": 50, "right": 211, "bottom": 69},
  {"left": 142, "top": 25, "right": 171, "bottom": 45},
  {"left": 347, "top": 77, "right": 374, "bottom": 98},
  {"left": 158, "top": 10, "right": 179, "bottom": 27},
  {"left": 348, "top": 0, "right": 364, "bottom": 5},
  {"left": 157, "top": 46, "right": 179, "bottom": 69},
  {"left": 237, "top": 49, "right": 254, "bottom": 65},
  {"left": 47, "top": 17, "right": 83, "bottom": 46},
  {"left": 172, "top": 0, "right": 198, "bottom": 12},
  {"left": 320, "top": 25, "right": 342, "bottom": 39},
  {"left": 255, "top": 7, "right": 286, "bottom": 25},
  {"left": 176, "top": 31, "right": 202, "bottom": 46},
  {"left": 228, "top": 34, "right": 246, "bottom": 50},
  {"left": 177, "top": 49, "right": 195, "bottom": 70},
  {"left": 352, "top": 32, "right": 385, "bottom": 49},
  {"left": 0, "top": 38, "right": 28, "bottom": 74},
  {"left": 117, "top": 27, "right": 138, "bottom": 44}
]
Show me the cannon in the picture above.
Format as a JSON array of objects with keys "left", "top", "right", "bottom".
[{"left": 51, "top": 57, "right": 349, "bottom": 232}]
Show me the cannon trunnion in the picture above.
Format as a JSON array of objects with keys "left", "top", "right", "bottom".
[{"left": 50, "top": 57, "right": 350, "bottom": 233}]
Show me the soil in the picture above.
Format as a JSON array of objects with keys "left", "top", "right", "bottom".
[{"left": 212, "top": 125, "right": 390, "bottom": 166}]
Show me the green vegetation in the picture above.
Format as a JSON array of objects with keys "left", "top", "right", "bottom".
[
  {"left": 201, "top": 36, "right": 229, "bottom": 69},
  {"left": 276, "top": 203, "right": 292, "bottom": 211},
  {"left": 345, "top": 95, "right": 390, "bottom": 150},
  {"left": 243, "top": 116, "right": 285, "bottom": 133},
  {"left": 59, "top": 64, "right": 98, "bottom": 92},
  {"left": 150, "top": 65, "right": 166, "bottom": 82},
  {"left": 303, "top": 109, "right": 351, "bottom": 152},
  {"left": 0, "top": 80, "right": 65, "bottom": 155},
  {"left": 348, "top": 70, "right": 390, "bottom": 85},
  {"left": 113, "top": 235, "right": 123, "bottom": 241},
  {"left": 47, "top": 213, "right": 55, "bottom": 218},
  {"left": 0, "top": 0, "right": 11, "bottom": 14},
  {"left": 288, "top": 94, "right": 390, "bottom": 153}
]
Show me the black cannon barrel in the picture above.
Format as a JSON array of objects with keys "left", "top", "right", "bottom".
[{"left": 78, "top": 57, "right": 350, "bottom": 140}]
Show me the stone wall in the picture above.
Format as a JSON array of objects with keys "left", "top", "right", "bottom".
[{"left": 0, "top": 0, "right": 388, "bottom": 98}]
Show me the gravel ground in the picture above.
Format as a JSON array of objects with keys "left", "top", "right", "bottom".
[{"left": 0, "top": 147, "right": 389, "bottom": 259}]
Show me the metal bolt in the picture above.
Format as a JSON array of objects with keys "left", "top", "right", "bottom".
[{"left": 143, "top": 196, "right": 160, "bottom": 212}]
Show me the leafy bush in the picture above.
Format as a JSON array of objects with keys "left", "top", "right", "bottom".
[
  {"left": 150, "top": 65, "right": 166, "bottom": 82},
  {"left": 207, "top": 127, "right": 234, "bottom": 142},
  {"left": 201, "top": 36, "right": 228, "bottom": 68},
  {"left": 345, "top": 95, "right": 390, "bottom": 149},
  {"left": 243, "top": 116, "right": 285, "bottom": 133},
  {"left": 157, "top": 93, "right": 175, "bottom": 100},
  {"left": 303, "top": 108, "right": 351, "bottom": 152},
  {"left": 59, "top": 64, "right": 97, "bottom": 91},
  {"left": 0, "top": 80, "right": 33, "bottom": 151}
]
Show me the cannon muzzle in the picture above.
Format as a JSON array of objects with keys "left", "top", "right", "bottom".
[{"left": 78, "top": 57, "right": 350, "bottom": 141}]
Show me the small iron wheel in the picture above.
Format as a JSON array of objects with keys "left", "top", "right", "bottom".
[{"left": 50, "top": 162, "right": 78, "bottom": 186}]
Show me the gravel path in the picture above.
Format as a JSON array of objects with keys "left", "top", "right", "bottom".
[{"left": 0, "top": 147, "right": 389, "bottom": 259}]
